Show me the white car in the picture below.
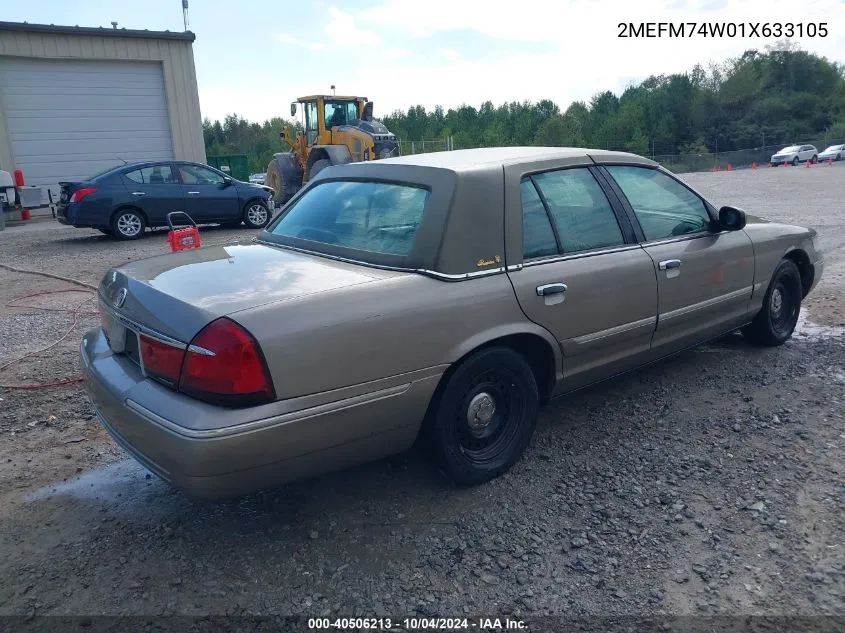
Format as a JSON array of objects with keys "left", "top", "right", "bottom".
[
  {"left": 818, "top": 144, "right": 845, "bottom": 162},
  {"left": 249, "top": 173, "right": 266, "bottom": 185},
  {"left": 770, "top": 144, "right": 818, "bottom": 166}
]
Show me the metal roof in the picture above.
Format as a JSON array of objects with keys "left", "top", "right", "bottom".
[
  {"left": 368, "top": 147, "right": 655, "bottom": 170},
  {"left": 0, "top": 21, "right": 196, "bottom": 42}
]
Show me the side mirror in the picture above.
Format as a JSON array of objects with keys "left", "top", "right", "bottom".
[
  {"left": 222, "top": 176, "right": 233, "bottom": 186},
  {"left": 363, "top": 102, "right": 374, "bottom": 122},
  {"left": 718, "top": 205, "right": 746, "bottom": 230},
  {"left": 290, "top": 103, "right": 297, "bottom": 117}
]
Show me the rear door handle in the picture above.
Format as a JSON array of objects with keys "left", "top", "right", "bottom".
[
  {"left": 536, "top": 283, "right": 568, "bottom": 296},
  {"left": 658, "top": 259, "right": 681, "bottom": 270},
  {"left": 187, "top": 191, "right": 200, "bottom": 195}
]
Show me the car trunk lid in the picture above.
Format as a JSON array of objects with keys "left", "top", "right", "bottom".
[{"left": 98, "top": 241, "right": 403, "bottom": 345}]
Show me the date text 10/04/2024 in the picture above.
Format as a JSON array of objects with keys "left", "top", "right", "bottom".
[
  {"left": 307, "top": 617, "right": 527, "bottom": 630},
  {"left": 618, "top": 22, "right": 828, "bottom": 38}
]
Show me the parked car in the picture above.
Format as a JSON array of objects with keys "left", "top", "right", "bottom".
[
  {"left": 818, "top": 144, "right": 845, "bottom": 162},
  {"left": 82, "top": 147, "right": 823, "bottom": 499},
  {"left": 57, "top": 160, "right": 274, "bottom": 240},
  {"left": 770, "top": 144, "right": 818, "bottom": 166},
  {"left": 249, "top": 173, "right": 266, "bottom": 185}
]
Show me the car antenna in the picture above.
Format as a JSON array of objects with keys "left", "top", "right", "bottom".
[{"left": 115, "top": 156, "right": 129, "bottom": 165}]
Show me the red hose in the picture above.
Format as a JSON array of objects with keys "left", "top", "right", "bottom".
[{"left": 1, "top": 286, "right": 96, "bottom": 391}]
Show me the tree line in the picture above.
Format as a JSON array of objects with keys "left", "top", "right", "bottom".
[{"left": 203, "top": 42, "right": 845, "bottom": 174}]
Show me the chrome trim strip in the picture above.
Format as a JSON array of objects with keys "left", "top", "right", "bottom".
[
  {"left": 642, "top": 230, "right": 729, "bottom": 248},
  {"left": 125, "top": 383, "right": 412, "bottom": 439},
  {"left": 187, "top": 344, "right": 216, "bottom": 356},
  {"left": 99, "top": 299, "right": 187, "bottom": 349},
  {"left": 572, "top": 316, "right": 657, "bottom": 345},
  {"left": 521, "top": 244, "right": 642, "bottom": 268},
  {"left": 659, "top": 286, "right": 753, "bottom": 322},
  {"left": 420, "top": 267, "right": 505, "bottom": 280}
]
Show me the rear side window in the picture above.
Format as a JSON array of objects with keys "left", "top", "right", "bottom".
[
  {"left": 268, "top": 180, "right": 430, "bottom": 256},
  {"left": 520, "top": 180, "right": 558, "bottom": 259},
  {"left": 124, "top": 165, "right": 177, "bottom": 184},
  {"left": 530, "top": 168, "right": 625, "bottom": 253}
]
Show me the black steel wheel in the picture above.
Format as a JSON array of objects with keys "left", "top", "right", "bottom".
[
  {"left": 742, "top": 259, "right": 803, "bottom": 346},
  {"left": 426, "top": 347, "right": 539, "bottom": 485}
]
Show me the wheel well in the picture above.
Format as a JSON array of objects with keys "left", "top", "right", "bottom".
[
  {"left": 242, "top": 197, "right": 268, "bottom": 211},
  {"left": 111, "top": 206, "right": 148, "bottom": 226},
  {"left": 415, "top": 333, "right": 557, "bottom": 445},
  {"left": 784, "top": 249, "right": 814, "bottom": 297}
]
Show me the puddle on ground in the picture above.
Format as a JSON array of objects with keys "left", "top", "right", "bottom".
[
  {"left": 793, "top": 312, "right": 845, "bottom": 341},
  {"left": 25, "top": 459, "right": 161, "bottom": 504}
]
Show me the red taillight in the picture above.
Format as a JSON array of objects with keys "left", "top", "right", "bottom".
[
  {"left": 139, "top": 335, "right": 185, "bottom": 386},
  {"left": 70, "top": 187, "right": 97, "bottom": 203},
  {"left": 179, "top": 318, "right": 274, "bottom": 407}
]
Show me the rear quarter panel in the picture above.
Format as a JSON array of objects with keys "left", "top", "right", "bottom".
[{"left": 231, "top": 272, "right": 561, "bottom": 402}]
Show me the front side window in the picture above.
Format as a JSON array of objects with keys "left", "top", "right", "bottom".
[
  {"left": 531, "top": 167, "right": 625, "bottom": 253},
  {"left": 267, "top": 180, "right": 430, "bottom": 256},
  {"left": 178, "top": 164, "right": 225, "bottom": 185},
  {"left": 605, "top": 165, "right": 712, "bottom": 242}
]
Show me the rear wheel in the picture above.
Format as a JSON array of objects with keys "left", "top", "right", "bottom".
[
  {"left": 426, "top": 347, "right": 539, "bottom": 485},
  {"left": 811, "top": 154, "right": 818, "bottom": 163},
  {"left": 742, "top": 259, "right": 803, "bottom": 346},
  {"left": 111, "top": 209, "right": 145, "bottom": 240},
  {"left": 243, "top": 201, "right": 270, "bottom": 229}
]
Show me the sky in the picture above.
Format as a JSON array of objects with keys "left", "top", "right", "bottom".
[{"left": 5, "top": 0, "right": 845, "bottom": 126}]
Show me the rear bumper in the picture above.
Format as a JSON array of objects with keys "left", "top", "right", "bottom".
[{"left": 80, "top": 327, "right": 440, "bottom": 499}]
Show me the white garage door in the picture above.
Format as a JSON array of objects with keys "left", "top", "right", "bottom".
[{"left": 0, "top": 58, "right": 174, "bottom": 187}]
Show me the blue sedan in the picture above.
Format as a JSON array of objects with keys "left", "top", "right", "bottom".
[{"left": 57, "top": 160, "right": 274, "bottom": 240}]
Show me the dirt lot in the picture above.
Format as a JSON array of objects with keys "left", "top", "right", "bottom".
[{"left": 0, "top": 165, "right": 843, "bottom": 624}]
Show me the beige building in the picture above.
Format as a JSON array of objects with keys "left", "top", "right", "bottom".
[{"left": 0, "top": 21, "right": 205, "bottom": 191}]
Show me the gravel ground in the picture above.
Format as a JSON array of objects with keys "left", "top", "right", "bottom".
[{"left": 0, "top": 165, "right": 843, "bottom": 625}]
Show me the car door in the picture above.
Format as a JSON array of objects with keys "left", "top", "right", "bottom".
[
  {"left": 122, "top": 164, "right": 186, "bottom": 227},
  {"left": 600, "top": 164, "right": 755, "bottom": 358},
  {"left": 504, "top": 162, "right": 658, "bottom": 392},
  {"left": 175, "top": 163, "right": 241, "bottom": 222}
]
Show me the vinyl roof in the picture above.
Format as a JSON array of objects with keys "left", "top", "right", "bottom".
[{"left": 0, "top": 21, "right": 196, "bottom": 42}]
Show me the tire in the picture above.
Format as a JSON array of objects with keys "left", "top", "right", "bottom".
[
  {"left": 377, "top": 148, "right": 394, "bottom": 160},
  {"left": 265, "top": 154, "right": 302, "bottom": 205},
  {"left": 111, "top": 208, "right": 145, "bottom": 240},
  {"left": 811, "top": 154, "right": 818, "bottom": 163},
  {"left": 243, "top": 200, "right": 270, "bottom": 229},
  {"left": 308, "top": 158, "right": 331, "bottom": 179},
  {"left": 425, "top": 346, "right": 539, "bottom": 486},
  {"left": 837, "top": 153, "right": 842, "bottom": 161},
  {"left": 791, "top": 156, "right": 799, "bottom": 166},
  {"left": 742, "top": 259, "right": 803, "bottom": 346}
]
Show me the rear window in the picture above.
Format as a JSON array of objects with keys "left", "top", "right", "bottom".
[{"left": 266, "top": 180, "right": 430, "bottom": 256}]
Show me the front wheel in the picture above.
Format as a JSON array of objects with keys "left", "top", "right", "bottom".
[
  {"left": 792, "top": 156, "right": 799, "bottom": 166},
  {"left": 111, "top": 209, "right": 145, "bottom": 240},
  {"left": 742, "top": 259, "right": 803, "bottom": 346},
  {"left": 811, "top": 154, "right": 818, "bottom": 163},
  {"left": 243, "top": 201, "right": 270, "bottom": 229},
  {"left": 425, "top": 347, "right": 539, "bottom": 485}
]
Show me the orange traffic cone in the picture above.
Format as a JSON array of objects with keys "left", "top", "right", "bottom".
[
  {"left": 828, "top": 158, "right": 833, "bottom": 165},
  {"left": 752, "top": 162, "right": 757, "bottom": 170},
  {"left": 727, "top": 163, "right": 733, "bottom": 171},
  {"left": 806, "top": 159, "right": 811, "bottom": 168},
  {"left": 21, "top": 208, "right": 31, "bottom": 221}
]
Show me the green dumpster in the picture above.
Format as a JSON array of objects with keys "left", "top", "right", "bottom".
[{"left": 207, "top": 155, "right": 250, "bottom": 182}]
